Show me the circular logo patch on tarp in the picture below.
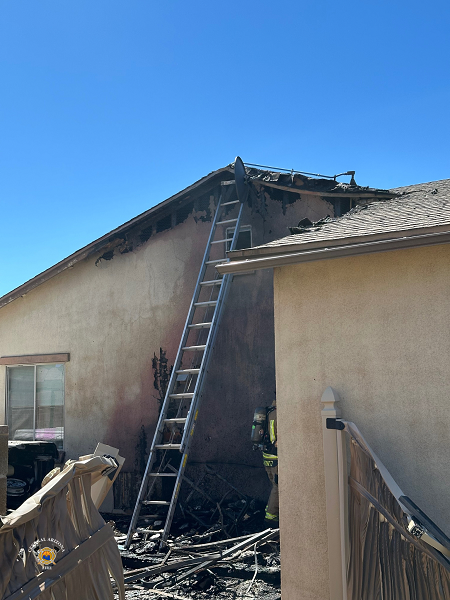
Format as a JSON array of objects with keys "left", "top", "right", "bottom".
[
  {"left": 29, "top": 538, "right": 65, "bottom": 569},
  {"left": 37, "top": 547, "right": 57, "bottom": 566}
]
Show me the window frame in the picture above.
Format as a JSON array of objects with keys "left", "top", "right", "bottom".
[
  {"left": 5, "top": 362, "right": 65, "bottom": 448},
  {"left": 225, "top": 225, "right": 255, "bottom": 276},
  {"left": 226, "top": 224, "right": 252, "bottom": 252}
]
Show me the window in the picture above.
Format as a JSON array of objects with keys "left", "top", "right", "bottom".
[
  {"left": 333, "top": 197, "right": 354, "bottom": 217},
  {"left": 6, "top": 363, "right": 64, "bottom": 449},
  {"left": 226, "top": 225, "right": 252, "bottom": 252}
]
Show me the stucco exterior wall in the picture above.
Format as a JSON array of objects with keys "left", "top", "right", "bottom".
[
  {"left": 274, "top": 243, "right": 450, "bottom": 599},
  {"left": 0, "top": 186, "right": 333, "bottom": 509},
  {"left": 0, "top": 215, "right": 203, "bottom": 463}
]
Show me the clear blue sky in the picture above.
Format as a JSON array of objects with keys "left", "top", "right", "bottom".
[{"left": 1, "top": 0, "right": 449, "bottom": 297}]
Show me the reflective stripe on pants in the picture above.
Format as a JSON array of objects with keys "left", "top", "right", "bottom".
[{"left": 264, "top": 463, "right": 279, "bottom": 522}]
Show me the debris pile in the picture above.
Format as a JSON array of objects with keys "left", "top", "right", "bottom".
[
  {"left": 110, "top": 468, "right": 280, "bottom": 599},
  {"left": 114, "top": 527, "right": 280, "bottom": 600}
]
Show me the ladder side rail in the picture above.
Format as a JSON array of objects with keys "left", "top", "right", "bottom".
[
  {"left": 178, "top": 270, "right": 236, "bottom": 452},
  {"left": 160, "top": 446, "right": 188, "bottom": 543},
  {"left": 179, "top": 201, "right": 244, "bottom": 451},
  {"left": 126, "top": 443, "right": 160, "bottom": 546}
]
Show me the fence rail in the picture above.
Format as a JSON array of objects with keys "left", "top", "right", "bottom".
[{"left": 321, "top": 387, "right": 450, "bottom": 600}]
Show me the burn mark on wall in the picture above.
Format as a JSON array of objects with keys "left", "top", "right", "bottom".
[
  {"left": 95, "top": 250, "right": 114, "bottom": 265},
  {"left": 267, "top": 186, "right": 299, "bottom": 215},
  {"left": 156, "top": 214, "right": 172, "bottom": 233},
  {"left": 218, "top": 185, "right": 237, "bottom": 219},
  {"left": 92, "top": 180, "right": 311, "bottom": 270},
  {"left": 91, "top": 186, "right": 225, "bottom": 270},
  {"left": 139, "top": 225, "right": 153, "bottom": 244},
  {"left": 176, "top": 201, "right": 194, "bottom": 225},
  {"left": 152, "top": 348, "right": 173, "bottom": 411},
  {"left": 195, "top": 194, "right": 213, "bottom": 223},
  {"left": 113, "top": 471, "right": 141, "bottom": 510},
  {"left": 245, "top": 184, "right": 270, "bottom": 221},
  {"left": 135, "top": 424, "right": 148, "bottom": 474},
  {"left": 95, "top": 237, "right": 134, "bottom": 265}
]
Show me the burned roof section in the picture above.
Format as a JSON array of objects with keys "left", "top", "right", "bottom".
[
  {"left": 0, "top": 161, "right": 398, "bottom": 311},
  {"left": 232, "top": 178, "right": 450, "bottom": 256},
  {"left": 246, "top": 166, "right": 393, "bottom": 197}
]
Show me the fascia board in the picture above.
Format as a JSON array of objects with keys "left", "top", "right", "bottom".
[
  {"left": 217, "top": 228, "right": 450, "bottom": 274},
  {"left": 228, "top": 222, "right": 450, "bottom": 260}
]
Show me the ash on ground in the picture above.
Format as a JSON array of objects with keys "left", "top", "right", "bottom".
[{"left": 106, "top": 488, "right": 280, "bottom": 600}]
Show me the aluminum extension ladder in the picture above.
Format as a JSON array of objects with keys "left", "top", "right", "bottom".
[{"left": 126, "top": 182, "right": 244, "bottom": 547}]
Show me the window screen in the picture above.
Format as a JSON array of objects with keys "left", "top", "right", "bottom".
[
  {"left": 7, "top": 364, "right": 64, "bottom": 448},
  {"left": 7, "top": 366, "right": 34, "bottom": 442}
]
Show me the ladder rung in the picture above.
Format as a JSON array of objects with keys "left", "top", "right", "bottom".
[
  {"left": 211, "top": 239, "right": 228, "bottom": 244},
  {"left": 136, "top": 528, "right": 165, "bottom": 533},
  {"left": 200, "top": 280, "right": 222, "bottom": 286},
  {"left": 164, "top": 417, "right": 188, "bottom": 423},
  {"left": 194, "top": 300, "right": 217, "bottom": 307},
  {"left": 182, "top": 345, "right": 206, "bottom": 351},
  {"left": 169, "top": 393, "right": 194, "bottom": 398},
  {"left": 221, "top": 200, "right": 240, "bottom": 206},
  {"left": 176, "top": 369, "right": 200, "bottom": 375},
  {"left": 154, "top": 444, "right": 182, "bottom": 450},
  {"left": 188, "top": 322, "right": 211, "bottom": 329},
  {"left": 205, "top": 259, "right": 227, "bottom": 265},
  {"left": 141, "top": 501, "right": 171, "bottom": 505},
  {"left": 217, "top": 218, "right": 238, "bottom": 225},
  {"left": 149, "top": 472, "right": 178, "bottom": 477}
]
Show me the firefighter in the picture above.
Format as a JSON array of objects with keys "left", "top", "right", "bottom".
[{"left": 262, "top": 401, "right": 278, "bottom": 526}]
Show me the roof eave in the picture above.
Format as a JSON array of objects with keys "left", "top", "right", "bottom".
[
  {"left": 228, "top": 222, "right": 450, "bottom": 260},
  {"left": 0, "top": 165, "right": 233, "bottom": 311},
  {"left": 217, "top": 226, "right": 450, "bottom": 274}
]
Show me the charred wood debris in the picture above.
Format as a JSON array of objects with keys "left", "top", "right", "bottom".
[{"left": 109, "top": 467, "right": 280, "bottom": 599}]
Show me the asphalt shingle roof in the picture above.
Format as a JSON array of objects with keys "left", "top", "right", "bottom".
[{"left": 250, "top": 179, "right": 450, "bottom": 251}]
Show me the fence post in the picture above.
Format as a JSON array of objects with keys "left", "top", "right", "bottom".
[
  {"left": 0, "top": 425, "right": 8, "bottom": 516},
  {"left": 321, "top": 387, "right": 348, "bottom": 600}
]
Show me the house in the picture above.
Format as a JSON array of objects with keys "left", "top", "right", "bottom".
[
  {"left": 218, "top": 178, "right": 450, "bottom": 599},
  {"left": 0, "top": 161, "right": 393, "bottom": 511}
]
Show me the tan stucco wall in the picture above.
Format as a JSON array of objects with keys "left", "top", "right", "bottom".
[
  {"left": 274, "top": 243, "right": 450, "bottom": 599},
  {"left": 0, "top": 216, "right": 203, "bottom": 462}
]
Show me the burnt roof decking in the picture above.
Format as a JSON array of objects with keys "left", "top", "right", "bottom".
[{"left": 246, "top": 167, "right": 393, "bottom": 198}]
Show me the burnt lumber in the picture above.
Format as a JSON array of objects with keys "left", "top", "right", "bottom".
[{"left": 122, "top": 527, "right": 279, "bottom": 593}]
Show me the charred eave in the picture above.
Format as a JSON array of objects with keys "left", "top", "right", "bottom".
[{"left": 0, "top": 167, "right": 234, "bottom": 310}]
